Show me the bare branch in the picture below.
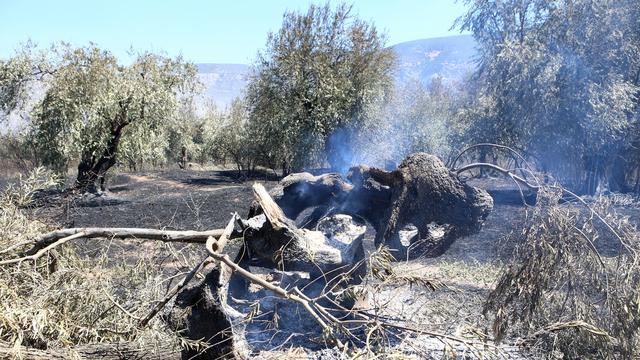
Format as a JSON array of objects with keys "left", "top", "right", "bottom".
[
  {"left": 0, "top": 232, "right": 87, "bottom": 265},
  {"left": 19, "top": 227, "right": 225, "bottom": 255},
  {"left": 455, "top": 162, "right": 540, "bottom": 190}
]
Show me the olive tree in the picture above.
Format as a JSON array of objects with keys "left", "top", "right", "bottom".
[
  {"left": 25, "top": 44, "right": 198, "bottom": 191},
  {"left": 456, "top": 0, "right": 640, "bottom": 193},
  {"left": 245, "top": 2, "right": 395, "bottom": 173},
  {"left": 0, "top": 42, "right": 50, "bottom": 123},
  {"left": 202, "top": 97, "right": 258, "bottom": 173}
]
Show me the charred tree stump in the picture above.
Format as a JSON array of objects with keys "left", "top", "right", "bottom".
[
  {"left": 166, "top": 185, "right": 367, "bottom": 358},
  {"left": 166, "top": 265, "right": 248, "bottom": 360},
  {"left": 242, "top": 184, "right": 366, "bottom": 277},
  {"left": 267, "top": 153, "right": 493, "bottom": 260},
  {"left": 371, "top": 153, "right": 493, "bottom": 259}
]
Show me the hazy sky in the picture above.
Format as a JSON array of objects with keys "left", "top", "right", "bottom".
[{"left": 0, "top": 0, "right": 470, "bottom": 64}]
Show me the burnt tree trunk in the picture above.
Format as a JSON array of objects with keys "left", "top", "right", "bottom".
[
  {"left": 372, "top": 153, "right": 493, "bottom": 259},
  {"left": 267, "top": 153, "right": 493, "bottom": 260},
  {"left": 76, "top": 121, "right": 129, "bottom": 193}
]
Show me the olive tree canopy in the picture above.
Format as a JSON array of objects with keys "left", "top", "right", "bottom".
[
  {"left": 246, "top": 2, "right": 395, "bottom": 173},
  {"left": 1, "top": 43, "right": 199, "bottom": 191}
]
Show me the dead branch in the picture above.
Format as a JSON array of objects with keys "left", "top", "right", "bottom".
[
  {"left": 0, "top": 227, "right": 226, "bottom": 262},
  {"left": 252, "top": 183, "right": 286, "bottom": 230},
  {"left": 455, "top": 162, "right": 540, "bottom": 190},
  {"left": 207, "top": 213, "right": 238, "bottom": 254},
  {"left": 28, "top": 227, "right": 225, "bottom": 251},
  {"left": 0, "top": 231, "right": 87, "bottom": 265},
  {"left": 102, "top": 289, "right": 141, "bottom": 321},
  {"left": 449, "top": 143, "right": 534, "bottom": 173}
]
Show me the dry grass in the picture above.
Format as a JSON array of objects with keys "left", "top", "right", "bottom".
[
  {"left": 0, "top": 168, "right": 202, "bottom": 357},
  {"left": 485, "top": 188, "right": 640, "bottom": 359}
]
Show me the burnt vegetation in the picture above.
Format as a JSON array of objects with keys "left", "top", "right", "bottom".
[{"left": 1, "top": 1, "right": 640, "bottom": 359}]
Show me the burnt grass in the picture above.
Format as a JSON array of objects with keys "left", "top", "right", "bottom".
[
  {"left": 34, "top": 168, "right": 528, "bottom": 357},
  {"left": 27, "top": 168, "right": 640, "bottom": 358}
]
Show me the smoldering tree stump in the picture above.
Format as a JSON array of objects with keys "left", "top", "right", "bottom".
[
  {"left": 166, "top": 260, "right": 249, "bottom": 359},
  {"left": 268, "top": 152, "right": 493, "bottom": 260},
  {"left": 241, "top": 184, "right": 367, "bottom": 278},
  {"left": 372, "top": 153, "right": 493, "bottom": 259}
]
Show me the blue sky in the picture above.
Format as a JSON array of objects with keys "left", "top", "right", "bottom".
[{"left": 0, "top": 0, "right": 470, "bottom": 64}]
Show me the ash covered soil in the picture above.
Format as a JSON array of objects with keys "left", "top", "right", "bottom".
[{"left": 34, "top": 169, "right": 564, "bottom": 358}]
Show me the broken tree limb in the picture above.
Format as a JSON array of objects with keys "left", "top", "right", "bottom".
[
  {"left": 0, "top": 232, "right": 87, "bottom": 265},
  {"left": 252, "top": 183, "right": 286, "bottom": 230},
  {"left": 32, "top": 227, "right": 225, "bottom": 248},
  {"left": 454, "top": 162, "right": 541, "bottom": 190},
  {"left": 207, "top": 213, "right": 239, "bottom": 254},
  {"left": 4, "top": 227, "right": 225, "bottom": 257}
]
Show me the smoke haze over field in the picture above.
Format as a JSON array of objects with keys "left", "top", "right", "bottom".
[{"left": 193, "top": 35, "right": 476, "bottom": 109}]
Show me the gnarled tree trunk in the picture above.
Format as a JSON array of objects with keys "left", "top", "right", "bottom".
[
  {"left": 76, "top": 121, "right": 128, "bottom": 193},
  {"left": 268, "top": 153, "right": 494, "bottom": 260}
]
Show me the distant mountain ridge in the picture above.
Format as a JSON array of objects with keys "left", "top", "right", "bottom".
[
  {"left": 390, "top": 34, "right": 476, "bottom": 86},
  {"left": 196, "top": 63, "right": 250, "bottom": 108},
  {"left": 195, "top": 34, "right": 477, "bottom": 108}
]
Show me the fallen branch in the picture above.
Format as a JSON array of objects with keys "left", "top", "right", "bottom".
[
  {"left": 0, "top": 228, "right": 226, "bottom": 261},
  {"left": 29, "top": 227, "right": 225, "bottom": 251},
  {"left": 455, "top": 162, "right": 540, "bottom": 190},
  {"left": 0, "top": 232, "right": 87, "bottom": 265}
]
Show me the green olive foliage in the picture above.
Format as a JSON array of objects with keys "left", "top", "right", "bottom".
[
  {"left": 245, "top": 3, "right": 395, "bottom": 173},
  {"left": 456, "top": 0, "right": 640, "bottom": 193},
  {"left": 1, "top": 43, "right": 199, "bottom": 190}
]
